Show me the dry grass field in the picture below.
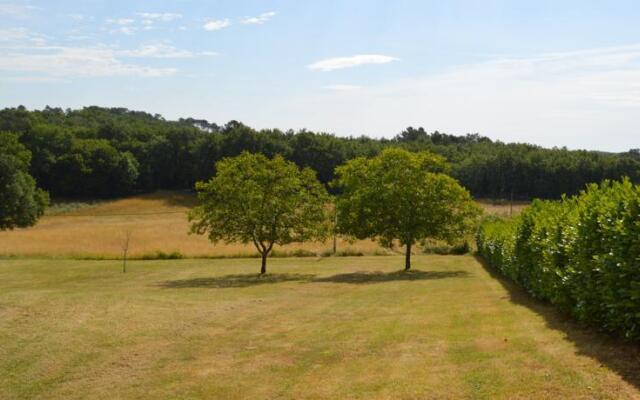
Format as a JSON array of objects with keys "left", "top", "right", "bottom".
[
  {"left": 477, "top": 199, "right": 529, "bottom": 217},
  {"left": 0, "top": 192, "right": 525, "bottom": 259},
  {"left": 1, "top": 255, "right": 638, "bottom": 399},
  {"left": 0, "top": 192, "right": 384, "bottom": 259}
]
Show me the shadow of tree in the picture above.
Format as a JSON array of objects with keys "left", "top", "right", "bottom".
[
  {"left": 314, "top": 269, "right": 468, "bottom": 284},
  {"left": 158, "top": 273, "right": 315, "bottom": 288},
  {"left": 474, "top": 255, "right": 640, "bottom": 390}
]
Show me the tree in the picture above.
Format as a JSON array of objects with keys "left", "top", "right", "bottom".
[
  {"left": 189, "top": 152, "right": 331, "bottom": 274},
  {"left": 333, "top": 148, "right": 481, "bottom": 270},
  {"left": 0, "top": 132, "right": 49, "bottom": 230}
]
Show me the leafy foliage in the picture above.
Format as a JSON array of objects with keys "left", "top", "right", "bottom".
[
  {"left": 0, "top": 132, "right": 49, "bottom": 230},
  {"left": 477, "top": 179, "right": 640, "bottom": 339},
  {"left": 189, "top": 152, "right": 330, "bottom": 273},
  {"left": 1, "top": 106, "right": 638, "bottom": 199},
  {"left": 334, "top": 148, "right": 481, "bottom": 269}
]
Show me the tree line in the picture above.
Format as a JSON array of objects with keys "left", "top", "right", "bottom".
[{"left": 1, "top": 105, "right": 639, "bottom": 200}]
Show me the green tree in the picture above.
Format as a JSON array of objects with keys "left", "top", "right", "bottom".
[
  {"left": 189, "top": 152, "right": 331, "bottom": 274},
  {"left": 0, "top": 132, "right": 49, "bottom": 230},
  {"left": 333, "top": 148, "right": 481, "bottom": 270}
]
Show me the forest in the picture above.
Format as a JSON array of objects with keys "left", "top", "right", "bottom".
[{"left": 1, "top": 105, "right": 638, "bottom": 199}]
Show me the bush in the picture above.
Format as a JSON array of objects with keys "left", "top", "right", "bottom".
[
  {"left": 476, "top": 179, "right": 640, "bottom": 340},
  {"left": 421, "top": 239, "right": 471, "bottom": 255},
  {"left": 140, "top": 251, "right": 184, "bottom": 260},
  {"left": 271, "top": 249, "right": 317, "bottom": 258}
]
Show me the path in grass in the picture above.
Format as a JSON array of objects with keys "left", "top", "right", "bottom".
[{"left": 1, "top": 255, "right": 638, "bottom": 399}]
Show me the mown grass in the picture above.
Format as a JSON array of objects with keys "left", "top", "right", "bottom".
[
  {"left": 1, "top": 255, "right": 638, "bottom": 399},
  {"left": 0, "top": 192, "right": 525, "bottom": 260}
]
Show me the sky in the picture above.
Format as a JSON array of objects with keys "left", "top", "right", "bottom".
[{"left": 1, "top": 1, "right": 639, "bottom": 151}]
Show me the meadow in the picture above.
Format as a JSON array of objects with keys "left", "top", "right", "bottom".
[
  {"left": 1, "top": 255, "right": 639, "bottom": 399},
  {"left": 0, "top": 192, "right": 525, "bottom": 259}
]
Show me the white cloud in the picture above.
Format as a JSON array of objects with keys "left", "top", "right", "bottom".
[
  {"left": 136, "top": 12, "right": 182, "bottom": 22},
  {"left": 0, "top": 75, "right": 69, "bottom": 83},
  {"left": 118, "top": 43, "right": 218, "bottom": 58},
  {"left": 0, "top": 27, "right": 28, "bottom": 41},
  {"left": 0, "top": 3, "right": 40, "bottom": 17},
  {"left": 203, "top": 18, "right": 231, "bottom": 31},
  {"left": 241, "top": 11, "right": 276, "bottom": 25},
  {"left": 277, "top": 44, "right": 640, "bottom": 151},
  {"left": 116, "top": 26, "right": 136, "bottom": 35},
  {"left": 324, "top": 84, "right": 361, "bottom": 91},
  {"left": 0, "top": 28, "right": 49, "bottom": 46},
  {"left": 106, "top": 18, "right": 135, "bottom": 25},
  {"left": 308, "top": 54, "right": 399, "bottom": 71},
  {"left": 66, "top": 13, "right": 88, "bottom": 21},
  {"left": 0, "top": 46, "right": 176, "bottom": 78}
]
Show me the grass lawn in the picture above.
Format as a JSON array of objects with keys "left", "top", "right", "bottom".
[{"left": 1, "top": 255, "right": 638, "bottom": 399}]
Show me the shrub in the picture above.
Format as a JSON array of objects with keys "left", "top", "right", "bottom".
[
  {"left": 140, "top": 251, "right": 184, "bottom": 260},
  {"left": 336, "top": 249, "right": 364, "bottom": 257},
  {"left": 271, "top": 249, "right": 317, "bottom": 258},
  {"left": 421, "top": 239, "right": 471, "bottom": 255},
  {"left": 476, "top": 179, "right": 640, "bottom": 340}
]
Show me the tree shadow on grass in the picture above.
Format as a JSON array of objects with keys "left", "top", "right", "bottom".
[
  {"left": 474, "top": 254, "right": 640, "bottom": 390},
  {"left": 158, "top": 273, "right": 315, "bottom": 289},
  {"left": 314, "top": 269, "right": 469, "bottom": 284}
]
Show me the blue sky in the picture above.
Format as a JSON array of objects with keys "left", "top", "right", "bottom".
[{"left": 1, "top": 1, "right": 639, "bottom": 151}]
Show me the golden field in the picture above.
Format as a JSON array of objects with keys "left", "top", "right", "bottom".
[
  {"left": 0, "top": 192, "right": 383, "bottom": 259},
  {"left": 0, "top": 192, "right": 526, "bottom": 259}
]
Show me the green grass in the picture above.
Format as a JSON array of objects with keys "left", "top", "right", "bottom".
[{"left": 1, "top": 255, "right": 638, "bottom": 399}]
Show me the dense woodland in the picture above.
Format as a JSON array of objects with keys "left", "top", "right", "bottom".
[{"left": 1, "top": 105, "right": 638, "bottom": 199}]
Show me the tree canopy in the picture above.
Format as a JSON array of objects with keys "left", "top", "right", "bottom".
[
  {"left": 333, "top": 148, "right": 481, "bottom": 270},
  {"left": 0, "top": 132, "right": 49, "bottom": 230},
  {"left": 189, "top": 152, "right": 330, "bottom": 274},
  {"left": 1, "top": 106, "right": 638, "bottom": 200}
]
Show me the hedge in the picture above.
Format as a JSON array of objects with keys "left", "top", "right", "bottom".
[{"left": 476, "top": 178, "right": 640, "bottom": 340}]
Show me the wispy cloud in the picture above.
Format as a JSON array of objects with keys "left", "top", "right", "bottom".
[
  {"left": 0, "top": 28, "right": 50, "bottom": 45},
  {"left": 118, "top": 43, "right": 217, "bottom": 58},
  {"left": 136, "top": 12, "right": 182, "bottom": 22},
  {"left": 241, "top": 11, "right": 276, "bottom": 25},
  {"left": 203, "top": 18, "right": 231, "bottom": 31},
  {"left": 0, "top": 27, "right": 28, "bottom": 41},
  {"left": 324, "top": 84, "right": 361, "bottom": 91},
  {"left": 285, "top": 44, "right": 640, "bottom": 151},
  {"left": 0, "top": 46, "right": 176, "bottom": 78},
  {"left": 106, "top": 18, "right": 135, "bottom": 25},
  {"left": 104, "top": 18, "right": 137, "bottom": 34},
  {"left": 0, "top": 3, "right": 41, "bottom": 17},
  {"left": 66, "top": 13, "right": 91, "bottom": 21},
  {"left": 308, "top": 54, "right": 399, "bottom": 71},
  {"left": 0, "top": 75, "right": 70, "bottom": 83}
]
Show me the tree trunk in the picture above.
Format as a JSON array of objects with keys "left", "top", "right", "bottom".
[
  {"left": 260, "top": 252, "right": 267, "bottom": 274},
  {"left": 405, "top": 242, "right": 412, "bottom": 271},
  {"left": 122, "top": 249, "right": 127, "bottom": 273}
]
